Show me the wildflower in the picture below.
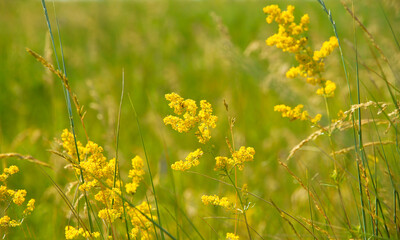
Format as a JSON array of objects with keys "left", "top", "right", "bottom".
[
  {"left": 264, "top": 4, "right": 338, "bottom": 98},
  {"left": 226, "top": 232, "right": 240, "bottom": 240},
  {"left": 23, "top": 199, "right": 35, "bottom": 215},
  {"left": 4, "top": 166, "right": 19, "bottom": 175},
  {"left": 0, "top": 216, "right": 10, "bottom": 227},
  {"left": 263, "top": 5, "right": 309, "bottom": 53},
  {"left": 126, "top": 155, "right": 145, "bottom": 194},
  {"left": 313, "top": 36, "right": 339, "bottom": 61},
  {"left": 98, "top": 208, "right": 121, "bottom": 223},
  {"left": 125, "top": 201, "right": 156, "bottom": 239},
  {"left": 214, "top": 156, "right": 235, "bottom": 171},
  {"left": 164, "top": 93, "right": 217, "bottom": 144},
  {"left": 171, "top": 148, "right": 203, "bottom": 171},
  {"left": 65, "top": 226, "right": 100, "bottom": 240},
  {"left": 232, "top": 146, "right": 256, "bottom": 171},
  {"left": 311, "top": 114, "right": 322, "bottom": 124},
  {"left": 196, "top": 100, "right": 218, "bottom": 144},
  {"left": 12, "top": 189, "right": 27, "bottom": 205},
  {"left": 316, "top": 80, "right": 336, "bottom": 97},
  {"left": 274, "top": 104, "right": 309, "bottom": 121},
  {"left": 201, "top": 195, "right": 232, "bottom": 209},
  {"left": 0, "top": 165, "right": 19, "bottom": 182}
]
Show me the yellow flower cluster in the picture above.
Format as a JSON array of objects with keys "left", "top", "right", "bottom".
[
  {"left": 201, "top": 195, "right": 232, "bottom": 209},
  {"left": 126, "top": 156, "right": 145, "bottom": 194},
  {"left": 264, "top": 4, "right": 338, "bottom": 98},
  {"left": 164, "top": 92, "right": 218, "bottom": 144},
  {"left": 263, "top": 5, "right": 309, "bottom": 53},
  {"left": 226, "top": 232, "right": 240, "bottom": 240},
  {"left": 0, "top": 165, "right": 35, "bottom": 228},
  {"left": 65, "top": 226, "right": 100, "bottom": 240},
  {"left": 214, "top": 146, "right": 256, "bottom": 171},
  {"left": 316, "top": 80, "right": 336, "bottom": 97},
  {"left": 61, "top": 130, "right": 152, "bottom": 239},
  {"left": 274, "top": 104, "right": 322, "bottom": 124},
  {"left": 0, "top": 165, "right": 19, "bottom": 182},
  {"left": 171, "top": 148, "right": 203, "bottom": 171},
  {"left": 0, "top": 216, "right": 20, "bottom": 228},
  {"left": 313, "top": 37, "right": 339, "bottom": 61},
  {"left": 125, "top": 201, "right": 156, "bottom": 239}
]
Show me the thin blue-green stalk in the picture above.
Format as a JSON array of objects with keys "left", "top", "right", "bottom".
[{"left": 40, "top": 0, "right": 95, "bottom": 232}]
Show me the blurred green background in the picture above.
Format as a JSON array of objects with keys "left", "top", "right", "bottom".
[{"left": 1, "top": 0, "right": 400, "bottom": 238}]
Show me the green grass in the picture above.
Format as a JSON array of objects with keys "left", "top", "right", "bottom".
[{"left": 1, "top": 0, "right": 400, "bottom": 239}]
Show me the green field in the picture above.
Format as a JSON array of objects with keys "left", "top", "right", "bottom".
[{"left": 1, "top": 0, "right": 400, "bottom": 239}]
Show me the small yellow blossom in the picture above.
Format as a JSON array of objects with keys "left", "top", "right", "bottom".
[
  {"left": 226, "top": 232, "right": 240, "bottom": 240},
  {"left": 311, "top": 114, "right": 322, "bottom": 124},
  {"left": 201, "top": 195, "right": 232, "bottom": 209},
  {"left": 214, "top": 156, "right": 235, "bottom": 171},
  {"left": 65, "top": 226, "right": 100, "bottom": 240},
  {"left": 164, "top": 93, "right": 217, "bottom": 144},
  {"left": 171, "top": 148, "right": 203, "bottom": 171},
  {"left": 126, "top": 155, "right": 145, "bottom": 194},
  {"left": 232, "top": 146, "right": 256, "bottom": 171},
  {"left": 98, "top": 208, "right": 121, "bottom": 223},
  {"left": 316, "top": 80, "right": 336, "bottom": 97},
  {"left": 0, "top": 216, "right": 10, "bottom": 227},
  {"left": 4, "top": 166, "right": 19, "bottom": 175},
  {"left": 0, "top": 215, "right": 21, "bottom": 228},
  {"left": 12, "top": 189, "right": 27, "bottom": 205},
  {"left": 125, "top": 201, "right": 156, "bottom": 239},
  {"left": 274, "top": 104, "right": 309, "bottom": 121},
  {"left": 313, "top": 36, "right": 339, "bottom": 61},
  {"left": 23, "top": 199, "right": 35, "bottom": 215}
]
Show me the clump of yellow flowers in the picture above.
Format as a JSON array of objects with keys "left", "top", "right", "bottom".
[
  {"left": 61, "top": 129, "right": 156, "bottom": 239},
  {"left": 264, "top": 4, "right": 339, "bottom": 123},
  {"left": 163, "top": 93, "right": 255, "bottom": 239},
  {"left": 164, "top": 92, "right": 218, "bottom": 144},
  {"left": 0, "top": 165, "right": 35, "bottom": 228},
  {"left": 274, "top": 104, "right": 322, "bottom": 124},
  {"left": 163, "top": 92, "right": 218, "bottom": 171}
]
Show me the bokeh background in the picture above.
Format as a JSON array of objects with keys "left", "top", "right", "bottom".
[{"left": 1, "top": 0, "right": 400, "bottom": 238}]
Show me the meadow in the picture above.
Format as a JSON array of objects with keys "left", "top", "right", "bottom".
[{"left": 1, "top": 0, "right": 400, "bottom": 239}]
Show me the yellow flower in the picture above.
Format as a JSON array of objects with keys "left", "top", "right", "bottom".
[
  {"left": 232, "top": 146, "right": 256, "bottom": 171},
  {"left": 65, "top": 226, "right": 100, "bottom": 240},
  {"left": 171, "top": 148, "right": 203, "bottom": 171},
  {"left": 226, "top": 232, "right": 240, "bottom": 240},
  {"left": 4, "top": 165, "right": 19, "bottom": 175},
  {"left": 313, "top": 36, "right": 339, "bottom": 61},
  {"left": 164, "top": 93, "right": 217, "bottom": 144},
  {"left": 214, "top": 156, "right": 235, "bottom": 171},
  {"left": 311, "top": 114, "right": 322, "bottom": 124},
  {"left": 23, "top": 199, "right": 35, "bottom": 215},
  {"left": 274, "top": 104, "right": 309, "bottom": 121},
  {"left": 125, "top": 201, "right": 156, "bottom": 239},
  {"left": 201, "top": 195, "right": 232, "bottom": 209},
  {"left": 264, "top": 5, "right": 338, "bottom": 98},
  {"left": 12, "top": 189, "right": 27, "bottom": 205},
  {"left": 126, "top": 155, "right": 145, "bottom": 194},
  {"left": 98, "top": 208, "right": 121, "bottom": 223},
  {"left": 316, "top": 80, "right": 336, "bottom": 97},
  {"left": 0, "top": 216, "right": 10, "bottom": 227}
]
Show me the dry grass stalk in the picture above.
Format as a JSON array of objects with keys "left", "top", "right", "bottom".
[
  {"left": 288, "top": 101, "right": 394, "bottom": 160},
  {"left": 26, "top": 48, "right": 89, "bottom": 140},
  {"left": 0, "top": 153, "right": 51, "bottom": 168},
  {"left": 332, "top": 141, "right": 395, "bottom": 155},
  {"left": 302, "top": 217, "right": 330, "bottom": 236}
]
